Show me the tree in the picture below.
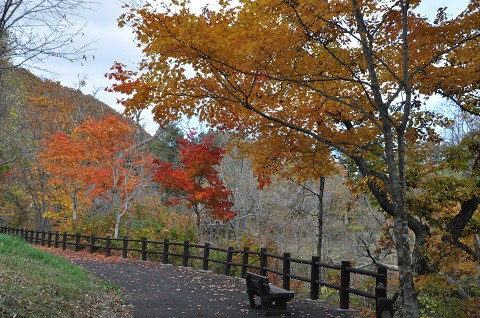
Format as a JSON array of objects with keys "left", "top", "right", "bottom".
[
  {"left": 152, "top": 132, "right": 234, "bottom": 238},
  {"left": 406, "top": 111, "right": 479, "bottom": 266},
  {"left": 40, "top": 115, "right": 154, "bottom": 237},
  {"left": 39, "top": 131, "right": 88, "bottom": 223},
  {"left": 109, "top": 1, "right": 480, "bottom": 316},
  {"left": 0, "top": 0, "right": 91, "bottom": 70},
  {"left": 148, "top": 122, "right": 183, "bottom": 163}
]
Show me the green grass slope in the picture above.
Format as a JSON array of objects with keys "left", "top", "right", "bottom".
[{"left": 0, "top": 234, "right": 132, "bottom": 318}]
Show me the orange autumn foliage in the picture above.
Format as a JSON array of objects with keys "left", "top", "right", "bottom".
[{"left": 40, "top": 115, "right": 154, "bottom": 235}]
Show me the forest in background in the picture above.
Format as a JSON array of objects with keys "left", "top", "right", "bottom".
[{"left": 0, "top": 1, "right": 479, "bottom": 317}]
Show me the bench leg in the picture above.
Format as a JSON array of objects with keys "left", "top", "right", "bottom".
[
  {"left": 261, "top": 300, "right": 273, "bottom": 313},
  {"left": 262, "top": 301, "right": 292, "bottom": 317},
  {"left": 248, "top": 292, "right": 261, "bottom": 309}
]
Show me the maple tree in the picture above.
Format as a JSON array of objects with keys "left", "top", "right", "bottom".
[
  {"left": 152, "top": 132, "right": 234, "bottom": 237},
  {"left": 109, "top": 1, "right": 480, "bottom": 316},
  {"left": 39, "top": 131, "right": 88, "bottom": 224},
  {"left": 40, "top": 115, "right": 154, "bottom": 237}
]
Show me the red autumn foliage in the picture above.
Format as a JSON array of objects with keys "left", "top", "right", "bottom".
[{"left": 152, "top": 132, "right": 234, "bottom": 224}]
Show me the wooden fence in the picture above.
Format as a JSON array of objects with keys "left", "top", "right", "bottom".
[{"left": 0, "top": 226, "right": 394, "bottom": 317}]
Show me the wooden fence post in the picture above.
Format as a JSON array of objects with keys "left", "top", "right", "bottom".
[
  {"left": 376, "top": 266, "right": 388, "bottom": 318},
  {"left": 225, "top": 246, "right": 234, "bottom": 276},
  {"left": 376, "top": 283, "right": 388, "bottom": 318},
  {"left": 203, "top": 242, "right": 210, "bottom": 271},
  {"left": 90, "top": 235, "right": 96, "bottom": 254},
  {"left": 283, "top": 252, "right": 291, "bottom": 290},
  {"left": 35, "top": 231, "right": 40, "bottom": 244},
  {"left": 122, "top": 236, "right": 128, "bottom": 259},
  {"left": 62, "top": 232, "right": 67, "bottom": 250},
  {"left": 54, "top": 231, "right": 59, "bottom": 248},
  {"left": 310, "top": 256, "right": 320, "bottom": 300},
  {"left": 260, "top": 248, "right": 267, "bottom": 276},
  {"left": 377, "top": 297, "right": 394, "bottom": 318},
  {"left": 241, "top": 246, "right": 249, "bottom": 278},
  {"left": 29, "top": 230, "right": 34, "bottom": 243},
  {"left": 75, "top": 233, "right": 80, "bottom": 252},
  {"left": 376, "top": 266, "right": 388, "bottom": 288},
  {"left": 163, "top": 239, "right": 169, "bottom": 264},
  {"left": 106, "top": 236, "right": 111, "bottom": 257},
  {"left": 340, "top": 261, "right": 351, "bottom": 310},
  {"left": 182, "top": 240, "right": 189, "bottom": 267},
  {"left": 47, "top": 232, "right": 52, "bottom": 247},
  {"left": 141, "top": 237, "right": 147, "bottom": 261},
  {"left": 41, "top": 231, "right": 46, "bottom": 246}
]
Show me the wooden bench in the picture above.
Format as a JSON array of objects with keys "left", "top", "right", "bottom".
[{"left": 245, "top": 272, "right": 295, "bottom": 316}]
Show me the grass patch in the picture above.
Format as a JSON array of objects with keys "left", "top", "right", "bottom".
[{"left": 0, "top": 234, "right": 132, "bottom": 318}]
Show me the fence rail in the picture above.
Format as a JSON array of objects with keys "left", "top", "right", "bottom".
[{"left": 0, "top": 226, "right": 394, "bottom": 317}]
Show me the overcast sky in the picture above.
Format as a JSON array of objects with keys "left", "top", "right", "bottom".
[{"left": 29, "top": 0, "right": 470, "bottom": 133}]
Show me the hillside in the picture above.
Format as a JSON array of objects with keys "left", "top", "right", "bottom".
[
  {"left": 0, "top": 67, "right": 139, "bottom": 227},
  {"left": 0, "top": 234, "right": 132, "bottom": 317},
  {"left": 1, "top": 67, "right": 119, "bottom": 129}
]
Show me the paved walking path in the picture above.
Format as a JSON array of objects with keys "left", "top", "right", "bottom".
[{"left": 42, "top": 248, "right": 361, "bottom": 318}]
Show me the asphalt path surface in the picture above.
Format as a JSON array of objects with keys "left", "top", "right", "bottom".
[{"left": 43, "top": 248, "right": 362, "bottom": 318}]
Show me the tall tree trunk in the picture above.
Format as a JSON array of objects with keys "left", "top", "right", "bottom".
[
  {"left": 71, "top": 186, "right": 78, "bottom": 221},
  {"left": 392, "top": 127, "right": 420, "bottom": 318},
  {"left": 474, "top": 234, "right": 480, "bottom": 274},
  {"left": 194, "top": 205, "right": 202, "bottom": 241},
  {"left": 114, "top": 212, "right": 121, "bottom": 239},
  {"left": 316, "top": 175, "right": 325, "bottom": 258},
  {"left": 316, "top": 175, "right": 326, "bottom": 293},
  {"left": 392, "top": 212, "right": 419, "bottom": 318}
]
